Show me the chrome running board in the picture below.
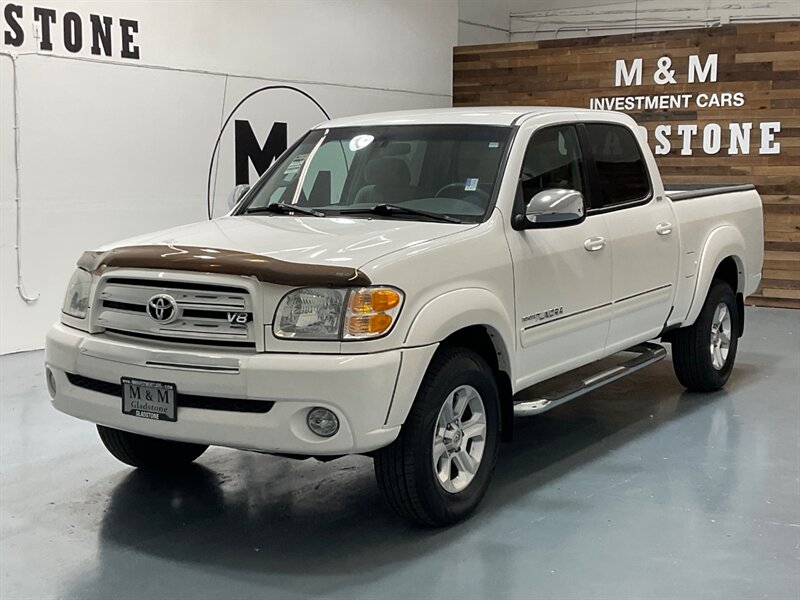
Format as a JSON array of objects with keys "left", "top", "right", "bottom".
[{"left": 513, "top": 342, "right": 667, "bottom": 417}]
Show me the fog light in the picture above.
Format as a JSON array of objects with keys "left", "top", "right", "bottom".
[
  {"left": 307, "top": 407, "right": 339, "bottom": 438},
  {"left": 46, "top": 368, "right": 57, "bottom": 399}
]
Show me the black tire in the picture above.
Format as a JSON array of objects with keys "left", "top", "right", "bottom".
[
  {"left": 374, "top": 347, "right": 501, "bottom": 526},
  {"left": 97, "top": 425, "right": 208, "bottom": 470},
  {"left": 671, "top": 280, "right": 740, "bottom": 392}
]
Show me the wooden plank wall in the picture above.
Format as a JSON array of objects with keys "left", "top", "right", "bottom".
[{"left": 454, "top": 22, "right": 799, "bottom": 308}]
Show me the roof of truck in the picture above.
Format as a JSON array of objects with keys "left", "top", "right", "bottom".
[{"left": 317, "top": 106, "right": 582, "bottom": 128}]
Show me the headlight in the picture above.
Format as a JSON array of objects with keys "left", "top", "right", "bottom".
[
  {"left": 273, "top": 286, "right": 403, "bottom": 341},
  {"left": 62, "top": 269, "right": 93, "bottom": 319},
  {"left": 274, "top": 288, "right": 347, "bottom": 340}
]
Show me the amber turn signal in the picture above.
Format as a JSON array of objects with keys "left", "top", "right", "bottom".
[
  {"left": 344, "top": 287, "right": 404, "bottom": 339},
  {"left": 346, "top": 314, "right": 393, "bottom": 335},
  {"left": 348, "top": 288, "right": 401, "bottom": 313}
]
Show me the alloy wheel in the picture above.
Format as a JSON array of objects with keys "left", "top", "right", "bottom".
[
  {"left": 432, "top": 384, "right": 487, "bottom": 493},
  {"left": 710, "top": 302, "right": 732, "bottom": 370}
]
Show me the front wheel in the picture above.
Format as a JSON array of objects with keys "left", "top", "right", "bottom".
[
  {"left": 671, "top": 280, "right": 740, "bottom": 392},
  {"left": 374, "top": 347, "right": 501, "bottom": 526},
  {"left": 97, "top": 425, "right": 208, "bottom": 470}
]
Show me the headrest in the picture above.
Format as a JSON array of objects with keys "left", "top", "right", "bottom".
[
  {"left": 382, "top": 142, "right": 411, "bottom": 156},
  {"left": 457, "top": 151, "right": 497, "bottom": 182},
  {"left": 364, "top": 157, "right": 411, "bottom": 187},
  {"left": 525, "top": 138, "right": 571, "bottom": 178}
]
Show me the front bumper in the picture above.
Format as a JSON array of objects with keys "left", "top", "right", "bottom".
[{"left": 45, "top": 323, "right": 436, "bottom": 455}]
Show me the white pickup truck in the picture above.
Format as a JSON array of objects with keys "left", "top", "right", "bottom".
[{"left": 46, "top": 107, "right": 763, "bottom": 526}]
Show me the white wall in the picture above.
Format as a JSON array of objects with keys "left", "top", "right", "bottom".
[
  {"left": 0, "top": 0, "right": 458, "bottom": 354},
  {"left": 458, "top": 0, "right": 509, "bottom": 45},
  {"left": 507, "top": 0, "right": 799, "bottom": 41},
  {"left": 457, "top": 0, "right": 798, "bottom": 44}
]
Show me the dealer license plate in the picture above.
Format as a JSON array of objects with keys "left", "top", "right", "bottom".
[{"left": 121, "top": 377, "right": 177, "bottom": 422}]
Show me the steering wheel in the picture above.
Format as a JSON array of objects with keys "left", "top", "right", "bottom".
[{"left": 434, "top": 183, "right": 491, "bottom": 203}]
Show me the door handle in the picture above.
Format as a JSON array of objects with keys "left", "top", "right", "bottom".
[
  {"left": 656, "top": 222, "right": 673, "bottom": 235},
  {"left": 584, "top": 237, "right": 606, "bottom": 252}
]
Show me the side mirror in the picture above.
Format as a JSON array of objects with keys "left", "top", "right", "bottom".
[
  {"left": 227, "top": 184, "right": 250, "bottom": 210},
  {"left": 513, "top": 188, "right": 585, "bottom": 229}
]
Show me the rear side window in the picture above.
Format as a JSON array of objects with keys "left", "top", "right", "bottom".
[{"left": 585, "top": 123, "right": 650, "bottom": 207}]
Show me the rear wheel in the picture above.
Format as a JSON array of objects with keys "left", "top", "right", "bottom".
[
  {"left": 671, "top": 280, "right": 739, "bottom": 392},
  {"left": 97, "top": 425, "right": 208, "bottom": 470},
  {"left": 374, "top": 347, "right": 501, "bottom": 526}
]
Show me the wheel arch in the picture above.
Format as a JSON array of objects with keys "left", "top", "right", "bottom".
[
  {"left": 713, "top": 256, "right": 746, "bottom": 337},
  {"left": 437, "top": 325, "right": 514, "bottom": 442},
  {"left": 389, "top": 289, "right": 516, "bottom": 440},
  {"left": 683, "top": 226, "right": 747, "bottom": 330},
  {"left": 403, "top": 288, "right": 515, "bottom": 375}
]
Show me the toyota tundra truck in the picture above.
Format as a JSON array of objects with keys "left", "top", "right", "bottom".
[{"left": 46, "top": 107, "right": 764, "bottom": 526}]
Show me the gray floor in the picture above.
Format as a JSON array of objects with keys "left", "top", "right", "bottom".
[{"left": 1, "top": 307, "right": 798, "bottom": 600}]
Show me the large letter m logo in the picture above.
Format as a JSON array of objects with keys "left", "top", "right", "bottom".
[{"left": 234, "top": 120, "right": 287, "bottom": 185}]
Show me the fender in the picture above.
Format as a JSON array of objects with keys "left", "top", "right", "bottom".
[
  {"left": 384, "top": 288, "right": 515, "bottom": 428},
  {"left": 403, "top": 288, "right": 514, "bottom": 364},
  {"left": 682, "top": 225, "right": 746, "bottom": 326}
]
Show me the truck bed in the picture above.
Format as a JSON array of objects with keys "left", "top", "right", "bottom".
[
  {"left": 664, "top": 183, "right": 763, "bottom": 326},
  {"left": 666, "top": 183, "right": 756, "bottom": 202}
]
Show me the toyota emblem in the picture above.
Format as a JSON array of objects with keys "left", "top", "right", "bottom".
[{"left": 146, "top": 294, "right": 178, "bottom": 323}]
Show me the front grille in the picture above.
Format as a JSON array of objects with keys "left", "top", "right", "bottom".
[
  {"left": 94, "top": 276, "right": 256, "bottom": 348},
  {"left": 104, "top": 329, "right": 256, "bottom": 349},
  {"left": 66, "top": 372, "right": 274, "bottom": 414},
  {"left": 68, "top": 373, "right": 119, "bottom": 395},
  {"left": 105, "top": 278, "right": 248, "bottom": 294},
  {"left": 102, "top": 300, "right": 145, "bottom": 313}
]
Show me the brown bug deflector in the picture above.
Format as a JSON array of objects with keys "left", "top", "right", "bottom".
[{"left": 77, "top": 245, "right": 372, "bottom": 287}]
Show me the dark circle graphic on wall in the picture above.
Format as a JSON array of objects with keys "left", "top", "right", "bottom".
[{"left": 206, "top": 85, "right": 330, "bottom": 219}]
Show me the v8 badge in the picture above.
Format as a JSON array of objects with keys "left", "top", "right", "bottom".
[{"left": 226, "top": 312, "right": 251, "bottom": 324}]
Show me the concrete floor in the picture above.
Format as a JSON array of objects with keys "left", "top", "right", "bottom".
[{"left": 1, "top": 306, "right": 798, "bottom": 600}]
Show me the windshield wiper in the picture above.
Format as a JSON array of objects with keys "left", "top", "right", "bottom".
[
  {"left": 338, "top": 203, "right": 462, "bottom": 224},
  {"left": 245, "top": 203, "right": 325, "bottom": 217}
]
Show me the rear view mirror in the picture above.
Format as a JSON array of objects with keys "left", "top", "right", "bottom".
[
  {"left": 227, "top": 184, "right": 250, "bottom": 210},
  {"left": 514, "top": 188, "right": 585, "bottom": 229}
]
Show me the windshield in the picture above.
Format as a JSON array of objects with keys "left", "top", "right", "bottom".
[{"left": 237, "top": 125, "right": 512, "bottom": 223}]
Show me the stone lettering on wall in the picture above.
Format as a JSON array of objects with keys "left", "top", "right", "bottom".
[{"left": 2, "top": 3, "right": 140, "bottom": 59}]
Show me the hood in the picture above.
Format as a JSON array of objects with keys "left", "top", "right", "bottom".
[{"left": 98, "top": 215, "right": 475, "bottom": 270}]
